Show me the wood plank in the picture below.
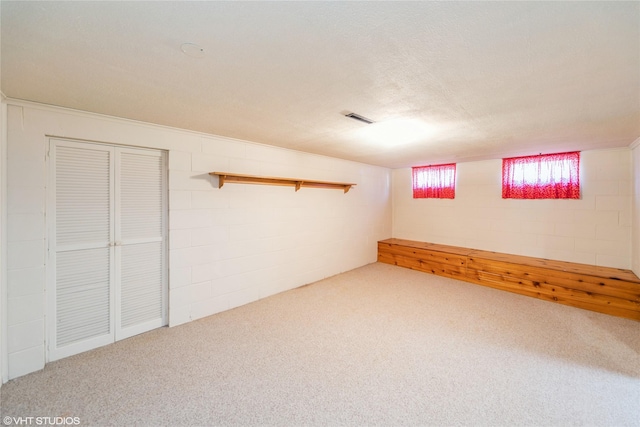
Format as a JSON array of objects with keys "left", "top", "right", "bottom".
[
  {"left": 378, "top": 251, "right": 466, "bottom": 277},
  {"left": 467, "top": 270, "right": 640, "bottom": 321},
  {"left": 379, "top": 238, "right": 473, "bottom": 256},
  {"left": 468, "top": 249, "right": 639, "bottom": 283},
  {"left": 467, "top": 257, "right": 640, "bottom": 301},
  {"left": 378, "top": 252, "right": 466, "bottom": 279},
  {"left": 378, "top": 243, "right": 467, "bottom": 268},
  {"left": 467, "top": 270, "right": 640, "bottom": 312}
]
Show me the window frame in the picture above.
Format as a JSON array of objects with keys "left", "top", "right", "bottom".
[
  {"left": 412, "top": 163, "right": 457, "bottom": 199},
  {"left": 502, "top": 151, "right": 580, "bottom": 199}
]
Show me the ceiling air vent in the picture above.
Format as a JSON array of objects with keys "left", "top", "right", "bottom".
[{"left": 344, "top": 112, "right": 375, "bottom": 124}]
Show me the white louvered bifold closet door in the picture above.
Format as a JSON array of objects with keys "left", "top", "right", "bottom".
[
  {"left": 49, "top": 139, "right": 167, "bottom": 362},
  {"left": 50, "top": 141, "right": 116, "bottom": 361},
  {"left": 116, "top": 148, "right": 167, "bottom": 340}
]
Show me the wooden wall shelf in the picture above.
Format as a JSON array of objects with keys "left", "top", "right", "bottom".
[{"left": 210, "top": 172, "right": 356, "bottom": 193}]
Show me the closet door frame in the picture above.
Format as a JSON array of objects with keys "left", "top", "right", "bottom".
[{"left": 46, "top": 138, "right": 168, "bottom": 362}]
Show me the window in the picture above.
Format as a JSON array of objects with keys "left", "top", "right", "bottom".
[
  {"left": 502, "top": 151, "right": 580, "bottom": 199},
  {"left": 412, "top": 163, "right": 456, "bottom": 199}
]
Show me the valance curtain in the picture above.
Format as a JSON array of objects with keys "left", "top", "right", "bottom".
[
  {"left": 502, "top": 151, "right": 580, "bottom": 199},
  {"left": 412, "top": 163, "right": 456, "bottom": 199}
]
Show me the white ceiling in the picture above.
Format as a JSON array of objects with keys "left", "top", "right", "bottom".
[{"left": 2, "top": 1, "right": 639, "bottom": 169}]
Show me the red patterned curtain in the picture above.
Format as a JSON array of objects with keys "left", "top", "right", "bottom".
[
  {"left": 502, "top": 152, "right": 580, "bottom": 199},
  {"left": 412, "top": 163, "right": 456, "bottom": 199}
]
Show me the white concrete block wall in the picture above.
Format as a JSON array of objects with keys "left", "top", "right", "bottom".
[
  {"left": 392, "top": 148, "right": 633, "bottom": 269},
  {"left": 1, "top": 99, "right": 6, "bottom": 385},
  {"left": 3, "top": 100, "right": 392, "bottom": 380},
  {"left": 631, "top": 139, "right": 640, "bottom": 276},
  {"left": 168, "top": 139, "right": 392, "bottom": 325},
  {"left": 5, "top": 104, "right": 46, "bottom": 379}
]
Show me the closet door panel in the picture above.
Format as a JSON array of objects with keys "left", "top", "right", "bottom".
[
  {"left": 117, "top": 149, "right": 167, "bottom": 339},
  {"left": 50, "top": 141, "right": 115, "bottom": 361}
]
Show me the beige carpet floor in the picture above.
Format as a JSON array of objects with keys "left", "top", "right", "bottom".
[{"left": 1, "top": 262, "right": 639, "bottom": 426}]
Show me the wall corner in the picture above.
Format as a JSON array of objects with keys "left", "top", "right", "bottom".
[
  {"left": 631, "top": 140, "right": 640, "bottom": 277},
  {"left": 1, "top": 98, "right": 8, "bottom": 385}
]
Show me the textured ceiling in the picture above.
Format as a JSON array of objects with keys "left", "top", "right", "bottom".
[{"left": 2, "top": 1, "right": 639, "bottom": 169}]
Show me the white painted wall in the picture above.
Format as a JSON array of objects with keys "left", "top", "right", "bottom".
[
  {"left": 1, "top": 1, "right": 5, "bottom": 387},
  {"left": 3, "top": 100, "right": 391, "bottom": 381},
  {"left": 0, "top": 0, "right": 3, "bottom": 390},
  {"left": 393, "top": 149, "right": 633, "bottom": 269},
  {"left": 1, "top": 99, "right": 6, "bottom": 385},
  {"left": 631, "top": 139, "right": 640, "bottom": 276}
]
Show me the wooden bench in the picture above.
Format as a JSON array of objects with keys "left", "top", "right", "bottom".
[{"left": 378, "top": 238, "right": 640, "bottom": 321}]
